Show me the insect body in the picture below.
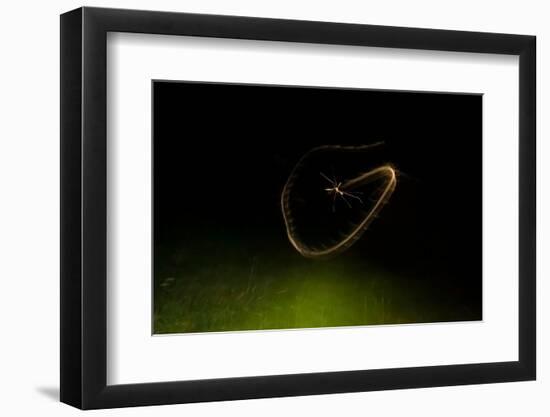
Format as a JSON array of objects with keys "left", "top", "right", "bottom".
[{"left": 320, "top": 172, "right": 363, "bottom": 211}]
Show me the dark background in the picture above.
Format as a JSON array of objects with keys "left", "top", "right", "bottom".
[{"left": 153, "top": 81, "right": 482, "bottom": 331}]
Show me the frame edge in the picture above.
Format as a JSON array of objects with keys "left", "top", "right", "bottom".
[
  {"left": 60, "top": 7, "right": 84, "bottom": 409},
  {"left": 518, "top": 35, "right": 536, "bottom": 381}
]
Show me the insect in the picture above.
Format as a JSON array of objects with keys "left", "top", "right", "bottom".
[{"left": 320, "top": 172, "right": 363, "bottom": 212}]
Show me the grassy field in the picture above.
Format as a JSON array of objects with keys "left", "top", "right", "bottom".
[{"left": 153, "top": 238, "right": 479, "bottom": 334}]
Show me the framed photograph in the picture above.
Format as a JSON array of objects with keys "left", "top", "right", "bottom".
[{"left": 60, "top": 6, "right": 536, "bottom": 409}]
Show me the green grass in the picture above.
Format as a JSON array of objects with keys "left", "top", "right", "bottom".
[{"left": 153, "top": 240, "right": 479, "bottom": 334}]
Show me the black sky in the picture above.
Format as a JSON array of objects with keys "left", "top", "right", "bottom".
[{"left": 154, "top": 81, "right": 482, "bottom": 300}]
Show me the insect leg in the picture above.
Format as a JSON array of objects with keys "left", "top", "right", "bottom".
[
  {"left": 320, "top": 172, "right": 335, "bottom": 186},
  {"left": 341, "top": 194, "right": 352, "bottom": 208},
  {"left": 344, "top": 191, "right": 363, "bottom": 204}
]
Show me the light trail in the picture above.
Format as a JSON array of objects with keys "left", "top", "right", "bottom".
[{"left": 281, "top": 144, "right": 397, "bottom": 259}]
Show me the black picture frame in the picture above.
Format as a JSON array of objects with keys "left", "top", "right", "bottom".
[{"left": 60, "top": 6, "right": 536, "bottom": 410}]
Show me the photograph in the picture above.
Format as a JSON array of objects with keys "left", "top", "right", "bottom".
[
  {"left": 153, "top": 80, "right": 483, "bottom": 334},
  {"left": 55, "top": 4, "right": 537, "bottom": 411}
]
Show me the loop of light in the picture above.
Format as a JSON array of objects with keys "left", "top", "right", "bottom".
[{"left": 281, "top": 144, "right": 397, "bottom": 259}]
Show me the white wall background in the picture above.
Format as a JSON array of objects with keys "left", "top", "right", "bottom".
[{"left": 0, "top": 0, "right": 546, "bottom": 415}]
